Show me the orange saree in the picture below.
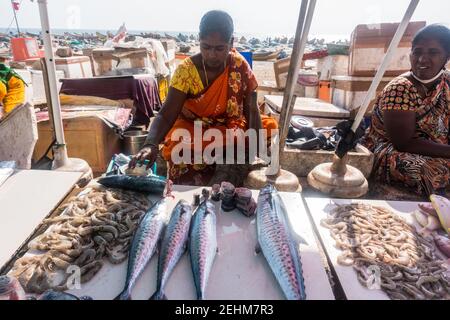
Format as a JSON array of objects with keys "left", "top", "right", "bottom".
[{"left": 163, "top": 50, "right": 278, "bottom": 185}]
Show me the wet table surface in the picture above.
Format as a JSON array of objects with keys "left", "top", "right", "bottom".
[{"left": 54, "top": 185, "right": 336, "bottom": 300}]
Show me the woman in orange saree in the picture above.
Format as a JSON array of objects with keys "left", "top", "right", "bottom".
[{"left": 130, "top": 10, "right": 278, "bottom": 186}]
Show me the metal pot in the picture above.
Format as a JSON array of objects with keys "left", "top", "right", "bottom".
[
  {"left": 121, "top": 130, "right": 148, "bottom": 155},
  {"left": 126, "top": 125, "right": 147, "bottom": 132}
]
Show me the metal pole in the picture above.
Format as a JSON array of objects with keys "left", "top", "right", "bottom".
[
  {"left": 40, "top": 58, "right": 56, "bottom": 138},
  {"left": 37, "top": 0, "right": 69, "bottom": 167},
  {"left": 280, "top": 0, "right": 316, "bottom": 144},
  {"left": 277, "top": 0, "right": 308, "bottom": 147},
  {"left": 11, "top": 0, "right": 21, "bottom": 36},
  {"left": 274, "top": 0, "right": 317, "bottom": 174},
  {"left": 350, "top": 0, "right": 420, "bottom": 133}
]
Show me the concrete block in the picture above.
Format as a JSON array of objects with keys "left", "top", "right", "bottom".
[{"left": 0, "top": 103, "right": 38, "bottom": 169}]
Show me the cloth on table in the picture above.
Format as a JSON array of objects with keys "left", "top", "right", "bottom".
[
  {"left": 59, "top": 75, "right": 161, "bottom": 126},
  {"left": 35, "top": 105, "right": 131, "bottom": 131},
  {"left": 286, "top": 118, "right": 367, "bottom": 151},
  {"left": 286, "top": 125, "right": 339, "bottom": 151}
]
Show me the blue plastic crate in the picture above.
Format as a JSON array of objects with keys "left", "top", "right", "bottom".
[{"left": 239, "top": 51, "right": 253, "bottom": 69}]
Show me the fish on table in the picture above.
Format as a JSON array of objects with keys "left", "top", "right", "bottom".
[
  {"left": 115, "top": 197, "right": 168, "bottom": 300},
  {"left": 0, "top": 275, "right": 26, "bottom": 300},
  {"left": 97, "top": 174, "right": 166, "bottom": 195},
  {"left": 256, "top": 184, "right": 307, "bottom": 300},
  {"left": 189, "top": 200, "right": 218, "bottom": 300},
  {"left": 37, "top": 290, "right": 93, "bottom": 300},
  {"left": 0, "top": 276, "right": 93, "bottom": 300},
  {"left": 151, "top": 200, "right": 192, "bottom": 300}
]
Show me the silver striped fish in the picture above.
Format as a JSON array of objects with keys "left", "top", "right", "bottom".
[
  {"left": 98, "top": 174, "right": 166, "bottom": 195},
  {"left": 189, "top": 200, "right": 217, "bottom": 300},
  {"left": 0, "top": 275, "right": 26, "bottom": 300},
  {"left": 115, "top": 197, "right": 168, "bottom": 300},
  {"left": 256, "top": 184, "right": 306, "bottom": 300},
  {"left": 151, "top": 200, "right": 192, "bottom": 300}
]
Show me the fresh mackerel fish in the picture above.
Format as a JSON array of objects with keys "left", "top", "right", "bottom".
[
  {"left": 256, "top": 184, "right": 306, "bottom": 300},
  {"left": 115, "top": 197, "right": 168, "bottom": 300},
  {"left": 151, "top": 200, "right": 192, "bottom": 300},
  {"left": 98, "top": 174, "right": 166, "bottom": 195},
  {"left": 189, "top": 200, "right": 217, "bottom": 300}
]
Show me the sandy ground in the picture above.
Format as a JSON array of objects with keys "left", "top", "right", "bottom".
[
  {"left": 253, "top": 60, "right": 280, "bottom": 104},
  {"left": 253, "top": 60, "right": 276, "bottom": 84}
]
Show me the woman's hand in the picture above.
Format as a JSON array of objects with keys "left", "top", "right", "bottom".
[
  {"left": 384, "top": 109, "right": 450, "bottom": 158},
  {"left": 128, "top": 87, "right": 187, "bottom": 170},
  {"left": 243, "top": 92, "right": 262, "bottom": 156},
  {"left": 129, "top": 144, "right": 159, "bottom": 170}
]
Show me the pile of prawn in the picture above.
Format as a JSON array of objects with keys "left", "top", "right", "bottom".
[
  {"left": 9, "top": 186, "right": 151, "bottom": 293},
  {"left": 321, "top": 203, "right": 450, "bottom": 300}
]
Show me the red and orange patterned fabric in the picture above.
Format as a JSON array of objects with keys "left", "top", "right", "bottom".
[
  {"left": 163, "top": 49, "right": 278, "bottom": 185},
  {"left": 363, "top": 71, "right": 450, "bottom": 196}
]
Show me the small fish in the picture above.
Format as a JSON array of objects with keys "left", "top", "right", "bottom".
[
  {"left": 189, "top": 200, "right": 217, "bottom": 300},
  {"left": 150, "top": 200, "right": 192, "bottom": 300},
  {"left": 38, "top": 290, "right": 92, "bottom": 300},
  {"left": 115, "top": 198, "right": 168, "bottom": 300},
  {"left": 418, "top": 203, "right": 438, "bottom": 217},
  {"left": 0, "top": 275, "right": 26, "bottom": 300},
  {"left": 98, "top": 174, "right": 166, "bottom": 195},
  {"left": 256, "top": 184, "right": 306, "bottom": 300},
  {"left": 433, "top": 234, "right": 450, "bottom": 258}
]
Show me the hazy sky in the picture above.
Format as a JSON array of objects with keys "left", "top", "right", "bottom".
[{"left": 1, "top": 0, "right": 449, "bottom": 38}]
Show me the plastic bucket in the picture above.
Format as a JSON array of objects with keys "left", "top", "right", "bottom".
[
  {"left": 239, "top": 51, "right": 253, "bottom": 69},
  {"left": 11, "top": 38, "right": 40, "bottom": 61},
  {"left": 122, "top": 130, "right": 148, "bottom": 155},
  {"left": 318, "top": 81, "right": 331, "bottom": 102}
]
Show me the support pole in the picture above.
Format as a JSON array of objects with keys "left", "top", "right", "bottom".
[
  {"left": 350, "top": 0, "right": 420, "bottom": 133},
  {"left": 274, "top": 0, "right": 317, "bottom": 174},
  {"left": 307, "top": 0, "right": 420, "bottom": 198},
  {"left": 37, "top": 0, "right": 69, "bottom": 168}
]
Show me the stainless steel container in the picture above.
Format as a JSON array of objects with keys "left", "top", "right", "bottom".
[{"left": 122, "top": 130, "right": 148, "bottom": 155}]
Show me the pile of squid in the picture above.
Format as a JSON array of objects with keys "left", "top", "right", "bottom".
[
  {"left": 321, "top": 203, "right": 450, "bottom": 300},
  {"left": 9, "top": 186, "right": 151, "bottom": 294}
]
